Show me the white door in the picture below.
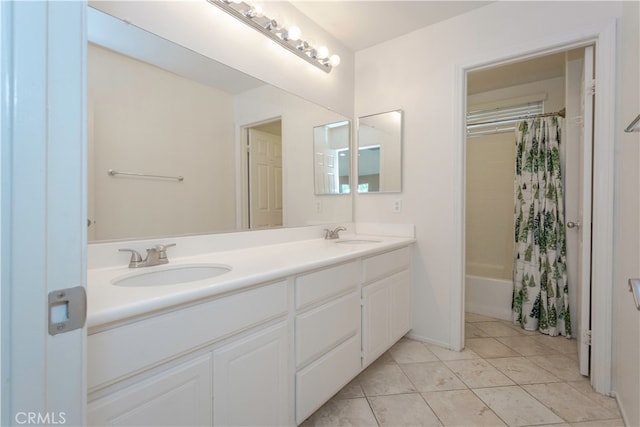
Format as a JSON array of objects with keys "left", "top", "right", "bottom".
[
  {"left": 574, "top": 45, "right": 595, "bottom": 376},
  {"left": 213, "top": 323, "right": 290, "bottom": 426},
  {"left": 249, "top": 128, "right": 283, "bottom": 229},
  {"left": 1, "top": 1, "right": 86, "bottom": 425}
]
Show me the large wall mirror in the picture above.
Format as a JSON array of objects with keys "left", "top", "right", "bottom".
[
  {"left": 313, "top": 121, "right": 351, "bottom": 195},
  {"left": 357, "top": 110, "right": 403, "bottom": 193},
  {"left": 87, "top": 7, "right": 352, "bottom": 242}
]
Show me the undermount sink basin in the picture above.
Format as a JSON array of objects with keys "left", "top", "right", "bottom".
[
  {"left": 335, "top": 239, "right": 382, "bottom": 245},
  {"left": 113, "top": 264, "right": 232, "bottom": 287}
]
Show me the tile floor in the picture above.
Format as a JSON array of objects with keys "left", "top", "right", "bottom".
[{"left": 302, "top": 313, "right": 623, "bottom": 427}]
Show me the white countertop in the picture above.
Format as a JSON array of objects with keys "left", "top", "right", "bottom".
[{"left": 87, "top": 234, "right": 415, "bottom": 331}]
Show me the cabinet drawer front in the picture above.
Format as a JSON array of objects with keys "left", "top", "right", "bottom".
[
  {"left": 295, "top": 291, "right": 360, "bottom": 368},
  {"left": 88, "top": 354, "right": 212, "bottom": 426},
  {"left": 363, "top": 247, "right": 410, "bottom": 283},
  {"left": 295, "top": 261, "right": 359, "bottom": 309},
  {"left": 88, "top": 281, "right": 287, "bottom": 390},
  {"left": 295, "top": 334, "right": 361, "bottom": 424}
]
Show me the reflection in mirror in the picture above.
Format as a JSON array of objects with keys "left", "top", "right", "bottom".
[
  {"left": 313, "top": 121, "right": 351, "bottom": 195},
  {"left": 87, "top": 7, "right": 352, "bottom": 242},
  {"left": 357, "top": 110, "right": 403, "bottom": 193}
]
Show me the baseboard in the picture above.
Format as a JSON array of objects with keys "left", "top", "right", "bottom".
[
  {"left": 613, "top": 391, "right": 632, "bottom": 427},
  {"left": 405, "top": 332, "right": 450, "bottom": 349},
  {"left": 466, "top": 303, "right": 512, "bottom": 321}
]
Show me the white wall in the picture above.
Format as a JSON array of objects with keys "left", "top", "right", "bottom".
[
  {"left": 90, "top": 1, "right": 354, "bottom": 118},
  {"left": 234, "top": 85, "right": 352, "bottom": 227},
  {"left": 354, "top": 2, "right": 626, "bottom": 352},
  {"left": 88, "top": 44, "right": 236, "bottom": 241},
  {"left": 612, "top": 2, "right": 640, "bottom": 425}
]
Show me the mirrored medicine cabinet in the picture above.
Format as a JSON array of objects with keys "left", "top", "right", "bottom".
[{"left": 357, "top": 110, "right": 403, "bottom": 193}]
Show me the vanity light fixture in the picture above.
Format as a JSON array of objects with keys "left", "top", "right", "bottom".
[{"left": 208, "top": 0, "right": 340, "bottom": 73}]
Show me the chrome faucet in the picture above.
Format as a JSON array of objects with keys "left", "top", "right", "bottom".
[
  {"left": 324, "top": 226, "right": 346, "bottom": 240},
  {"left": 119, "top": 243, "right": 176, "bottom": 268}
]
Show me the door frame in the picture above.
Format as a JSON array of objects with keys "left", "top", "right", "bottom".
[
  {"left": 1, "top": 1, "right": 87, "bottom": 424},
  {"left": 453, "top": 20, "right": 617, "bottom": 394}
]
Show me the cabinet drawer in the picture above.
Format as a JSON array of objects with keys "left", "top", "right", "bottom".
[
  {"left": 363, "top": 246, "right": 410, "bottom": 283},
  {"left": 295, "top": 260, "right": 359, "bottom": 309},
  {"left": 296, "top": 334, "right": 361, "bottom": 424},
  {"left": 88, "top": 353, "right": 212, "bottom": 426},
  {"left": 295, "top": 291, "right": 360, "bottom": 368},
  {"left": 88, "top": 281, "right": 287, "bottom": 390}
]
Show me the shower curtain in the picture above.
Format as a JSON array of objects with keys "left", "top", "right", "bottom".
[{"left": 512, "top": 116, "right": 571, "bottom": 337}]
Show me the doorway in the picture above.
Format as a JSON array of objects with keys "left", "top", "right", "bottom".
[
  {"left": 463, "top": 46, "right": 594, "bottom": 376},
  {"left": 242, "top": 119, "right": 283, "bottom": 229}
]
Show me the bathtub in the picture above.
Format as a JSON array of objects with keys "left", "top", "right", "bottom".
[{"left": 465, "top": 275, "right": 513, "bottom": 321}]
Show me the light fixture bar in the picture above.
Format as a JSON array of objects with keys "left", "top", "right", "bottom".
[{"left": 207, "top": 0, "right": 336, "bottom": 73}]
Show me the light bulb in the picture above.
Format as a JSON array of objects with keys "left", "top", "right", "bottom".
[
  {"left": 316, "top": 46, "right": 329, "bottom": 59},
  {"left": 286, "top": 26, "right": 301, "bottom": 41},
  {"left": 329, "top": 54, "right": 341, "bottom": 67}
]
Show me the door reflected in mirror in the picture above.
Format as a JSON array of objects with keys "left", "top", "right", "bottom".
[
  {"left": 313, "top": 121, "right": 351, "bottom": 195},
  {"left": 357, "top": 110, "right": 403, "bottom": 193}
]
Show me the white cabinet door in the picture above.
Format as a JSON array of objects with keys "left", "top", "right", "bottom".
[
  {"left": 363, "top": 269, "right": 412, "bottom": 367},
  {"left": 88, "top": 354, "right": 212, "bottom": 426},
  {"left": 213, "top": 322, "right": 290, "bottom": 426},
  {"left": 390, "top": 270, "right": 412, "bottom": 342},
  {"left": 362, "top": 277, "right": 392, "bottom": 367}
]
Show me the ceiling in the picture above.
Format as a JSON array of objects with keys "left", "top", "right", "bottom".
[
  {"left": 288, "top": 1, "right": 568, "bottom": 94},
  {"left": 289, "top": 1, "right": 493, "bottom": 51},
  {"left": 468, "top": 52, "right": 567, "bottom": 95}
]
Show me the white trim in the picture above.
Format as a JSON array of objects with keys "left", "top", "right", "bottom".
[
  {"left": 3, "top": 1, "right": 87, "bottom": 423},
  {"left": 589, "top": 20, "right": 616, "bottom": 395},
  {"left": 0, "top": 1, "right": 7, "bottom": 423},
  {"left": 455, "top": 20, "right": 617, "bottom": 393}
]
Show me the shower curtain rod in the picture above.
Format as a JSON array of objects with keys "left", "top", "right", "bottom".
[{"left": 468, "top": 107, "right": 566, "bottom": 127}]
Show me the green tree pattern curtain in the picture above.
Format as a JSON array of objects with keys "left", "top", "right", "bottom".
[{"left": 512, "top": 116, "right": 571, "bottom": 337}]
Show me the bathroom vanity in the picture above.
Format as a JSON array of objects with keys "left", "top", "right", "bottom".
[{"left": 86, "top": 230, "right": 414, "bottom": 426}]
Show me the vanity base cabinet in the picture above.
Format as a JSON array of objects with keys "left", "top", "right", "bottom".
[
  {"left": 213, "top": 322, "right": 290, "bottom": 427},
  {"left": 88, "top": 354, "right": 212, "bottom": 426}
]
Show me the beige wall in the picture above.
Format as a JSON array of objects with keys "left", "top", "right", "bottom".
[
  {"left": 466, "top": 132, "right": 515, "bottom": 280},
  {"left": 88, "top": 44, "right": 236, "bottom": 241},
  {"left": 465, "top": 77, "right": 565, "bottom": 281}
]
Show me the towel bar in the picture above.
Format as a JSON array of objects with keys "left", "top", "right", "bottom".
[
  {"left": 108, "top": 169, "right": 184, "bottom": 182},
  {"left": 624, "top": 113, "right": 640, "bottom": 133}
]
